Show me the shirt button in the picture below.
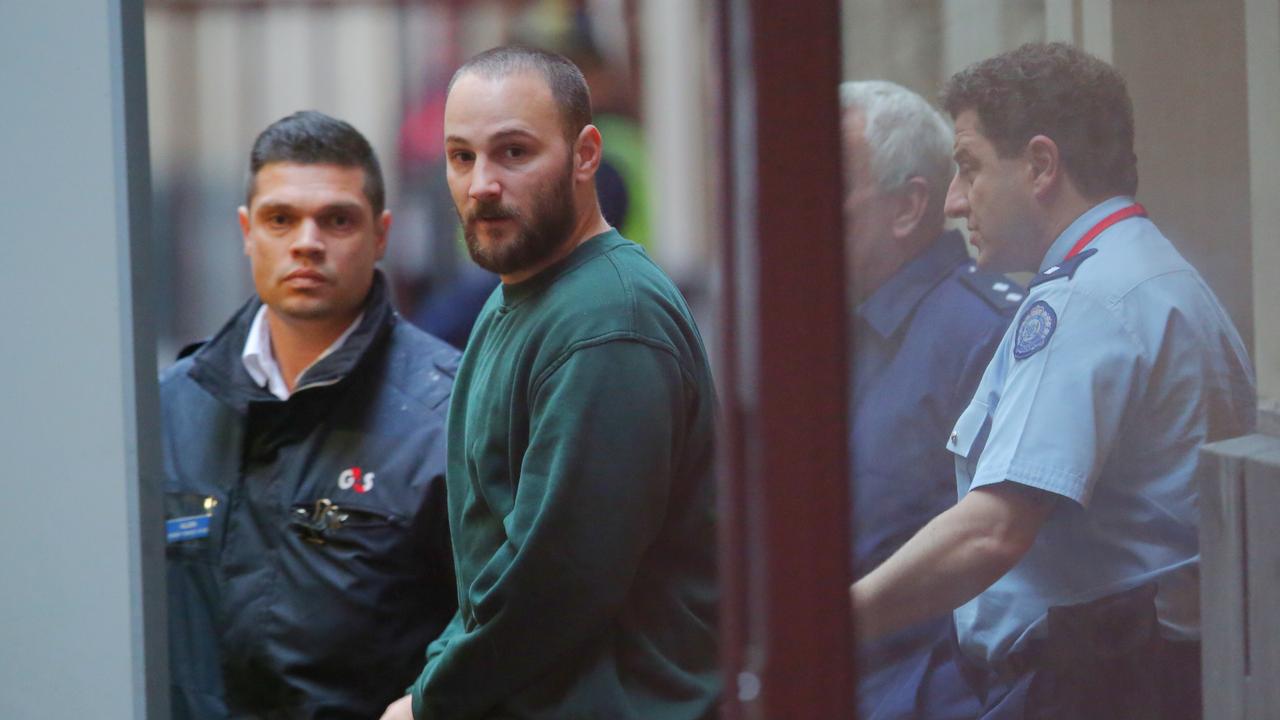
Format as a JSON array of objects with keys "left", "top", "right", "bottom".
[{"left": 950, "top": 432, "right": 958, "bottom": 445}]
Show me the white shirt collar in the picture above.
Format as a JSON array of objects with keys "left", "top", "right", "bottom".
[{"left": 241, "top": 305, "right": 365, "bottom": 400}]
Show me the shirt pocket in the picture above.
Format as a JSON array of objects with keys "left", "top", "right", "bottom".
[
  {"left": 948, "top": 400, "right": 992, "bottom": 460},
  {"left": 948, "top": 401, "right": 993, "bottom": 492}
]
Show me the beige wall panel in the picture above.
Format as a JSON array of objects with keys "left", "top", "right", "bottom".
[
  {"left": 1044, "top": 0, "right": 1075, "bottom": 41},
  {"left": 1246, "top": 0, "right": 1280, "bottom": 413},
  {"left": 196, "top": 7, "right": 246, "bottom": 180},
  {"left": 1080, "top": 0, "right": 1112, "bottom": 60},
  {"left": 1112, "top": 0, "right": 1254, "bottom": 353},
  {"left": 261, "top": 4, "right": 316, "bottom": 133},
  {"left": 943, "top": 0, "right": 1043, "bottom": 78},
  {"left": 331, "top": 5, "right": 401, "bottom": 198},
  {"left": 640, "top": 0, "right": 709, "bottom": 279},
  {"left": 843, "top": 0, "right": 943, "bottom": 102}
]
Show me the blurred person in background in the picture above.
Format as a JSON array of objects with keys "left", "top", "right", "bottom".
[
  {"left": 851, "top": 43, "right": 1255, "bottom": 719},
  {"left": 161, "top": 111, "right": 458, "bottom": 719},
  {"left": 381, "top": 46, "right": 719, "bottom": 720},
  {"left": 842, "top": 80, "right": 1022, "bottom": 720}
]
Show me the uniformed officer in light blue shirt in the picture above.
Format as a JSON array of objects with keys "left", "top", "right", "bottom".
[{"left": 850, "top": 42, "right": 1255, "bottom": 719}]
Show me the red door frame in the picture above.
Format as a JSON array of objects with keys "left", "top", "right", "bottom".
[{"left": 713, "top": 0, "right": 856, "bottom": 717}]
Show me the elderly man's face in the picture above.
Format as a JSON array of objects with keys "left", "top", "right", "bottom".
[
  {"left": 944, "top": 110, "right": 1042, "bottom": 272},
  {"left": 443, "top": 70, "right": 578, "bottom": 277},
  {"left": 843, "top": 110, "right": 910, "bottom": 303}
]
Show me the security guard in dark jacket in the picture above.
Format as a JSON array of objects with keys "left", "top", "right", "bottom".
[{"left": 161, "top": 111, "right": 458, "bottom": 719}]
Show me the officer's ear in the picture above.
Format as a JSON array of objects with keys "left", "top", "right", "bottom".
[
  {"left": 1026, "top": 135, "right": 1061, "bottom": 199},
  {"left": 889, "top": 176, "right": 931, "bottom": 240}
]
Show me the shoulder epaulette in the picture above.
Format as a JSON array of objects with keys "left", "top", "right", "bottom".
[
  {"left": 176, "top": 338, "right": 209, "bottom": 361},
  {"left": 957, "top": 264, "right": 1026, "bottom": 313},
  {"left": 1029, "top": 247, "right": 1098, "bottom": 289}
]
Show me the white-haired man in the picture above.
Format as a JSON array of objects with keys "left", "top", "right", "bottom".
[{"left": 843, "top": 80, "right": 1022, "bottom": 719}]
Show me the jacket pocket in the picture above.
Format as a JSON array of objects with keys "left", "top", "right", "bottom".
[{"left": 287, "top": 498, "right": 406, "bottom": 547}]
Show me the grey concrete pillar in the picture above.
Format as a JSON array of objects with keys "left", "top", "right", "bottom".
[
  {"left": 1245, "top": 0, "right": 1280, "bottom": 431},
  {"left": 1200, "top": 434, "right": 1280, "bottom": 719},
  {"left": 0, "top": 1, "right": 167, "bottom": 717}
]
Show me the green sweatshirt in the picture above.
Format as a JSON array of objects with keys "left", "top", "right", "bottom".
[{"left": 410, "top": 231, "right": 719, "bottom": 719}]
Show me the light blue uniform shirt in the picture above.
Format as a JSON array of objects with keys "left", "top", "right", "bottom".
[{"left": 948, "top": 196, "right": 1256, "bottom": 667}]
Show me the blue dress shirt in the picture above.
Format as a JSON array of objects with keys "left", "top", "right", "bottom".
[
  {"left": 853, "top": 229, "right": 1021, "bottom": 574},
  {"left": 948, "top": 197, "right": 1257, "bottom": 668},
  {"left": 852, "top": 229, "right": 1021, "bottom": 719}
]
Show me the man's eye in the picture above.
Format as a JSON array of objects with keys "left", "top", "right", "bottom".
[
  {"left": 328, "top": 214, "right": 353, "bottom": 229},
  {"left": 267, "top": 213, "right": 290, "bottom": 226},
  {"left": 504, "top": 146, "right": 527, "bottom": 159},
  {"left": 450, "top": 150, "right": 474, "bottom": 164}
]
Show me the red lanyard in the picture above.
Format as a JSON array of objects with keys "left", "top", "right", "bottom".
[{"left": 1064, "top": 203, "right": 1147, "bottom": 260}]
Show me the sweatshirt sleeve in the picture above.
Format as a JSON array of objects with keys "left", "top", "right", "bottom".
[{"left": 410, "top": 337, "right": 689, "bottom": 719}]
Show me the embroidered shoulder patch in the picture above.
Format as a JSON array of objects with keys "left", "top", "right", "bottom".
[{"left": 1013, "top": 300, "right": 1057, "bottom": 359}]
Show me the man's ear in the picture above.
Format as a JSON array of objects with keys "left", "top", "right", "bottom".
[
  {"left": 1026, "top": 134, "right": 1061, "bottom": 199},
  {"left": 238, "top": 206, "right": 252, "bottom": 255},
  {"left": 573, "top": 125, "right": 604, "bottom": 182},
  {"left": 375, "top": 210, "right": 391, "bottom": 260},
  {"left": 890, "top": 176, "right": 930, "bottom": 240}
]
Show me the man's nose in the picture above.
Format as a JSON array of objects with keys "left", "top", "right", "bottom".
[
  {"left": 944, "top": 174, "right": 969, "bottom": 219},
  {"left": 469, "top": 157, "right": 501, "bottom": 201},
  {"left": 290, "top": 218, "right": 324, "bottom": 256}
]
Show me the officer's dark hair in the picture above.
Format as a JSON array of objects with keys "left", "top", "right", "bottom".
[
  {"left": 245, "top": 110, "right": 385, "bottom": 215},
  {"left": 448, "top": 45, "right": 593, "bottom": 143},
  {"left": 942, "top": 42, "right": 1138, "bottom": 198}
]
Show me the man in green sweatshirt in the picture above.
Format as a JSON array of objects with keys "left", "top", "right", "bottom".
[{"left": 380, "top": 45, "right": 720, "bottom": 720}]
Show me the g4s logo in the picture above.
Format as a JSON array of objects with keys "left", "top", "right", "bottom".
[{"left": 337, "top": 466, "right": 375, "bottom": 494}]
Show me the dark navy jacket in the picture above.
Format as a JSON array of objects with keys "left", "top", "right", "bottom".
[
  {"left": 852, "top": 230, "right": 1021, "bottom": 719},
  {"left": 161, "top": 274, "right": 459, "bottom": 719}
]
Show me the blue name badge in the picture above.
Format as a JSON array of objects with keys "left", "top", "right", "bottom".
[{"left": 166, "top": 514, "right": 211, "bottom": 543}]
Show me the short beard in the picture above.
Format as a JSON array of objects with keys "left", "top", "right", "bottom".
[{"left": 462, "top": 158, "right": 577, "bottom": 277}]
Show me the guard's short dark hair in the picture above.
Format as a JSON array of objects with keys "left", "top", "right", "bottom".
[
  {"left": 448, "top": 45, "right": 592, "bottom": 142},
  {"left": 246, "top": 110, "right": 385, "bottom": 215},
  {"left": 942, "top": 42, "right": 1138, "bottom": 198}
]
